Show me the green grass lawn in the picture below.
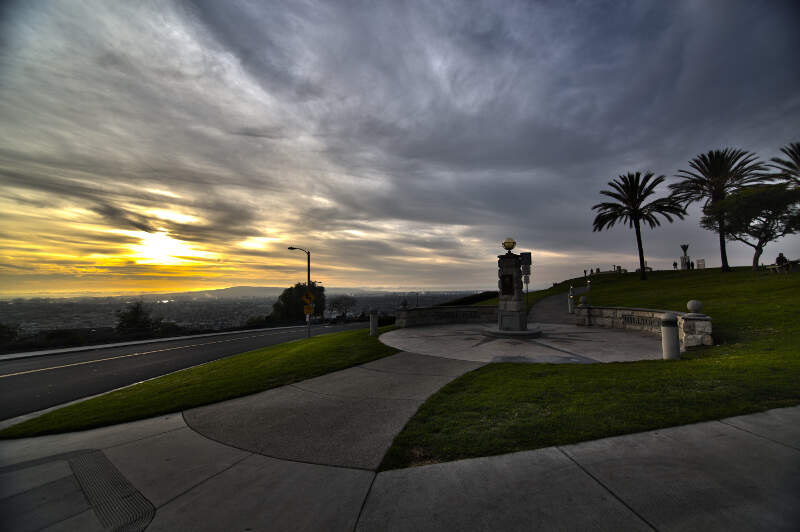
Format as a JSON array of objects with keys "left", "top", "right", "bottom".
[
  {"left": 0, "top": 327, "right": 398, "bottom": 439},
  {"left": 380, "top": 268, "right": 800, "bottom": 470},
  {"left": 473, "top": 279, "right": 576, "bottom": 309}
]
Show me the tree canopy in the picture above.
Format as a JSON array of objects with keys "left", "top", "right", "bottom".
[
  {"left": 271, "top": 282, "right": 325, "bottom": 322},
  {"left": 670, "top": 148, "right": 767, "bottom": 271},
  {"left": 116, "top": 301, "right": 159, "bottom": 332},
  {"left": 701, "top": 183, "right": 800, "bottom": 270}
]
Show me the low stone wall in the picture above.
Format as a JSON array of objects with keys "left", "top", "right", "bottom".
[
  {"left": 575, "top": 305, "right": 713, "bottom": 350},
  {"left": 396, "top": 306, "right": 497, "bottom": 328}
]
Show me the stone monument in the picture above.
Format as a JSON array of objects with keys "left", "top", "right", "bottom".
[{"left": 497, "top": 237, "right": 527, "bottom": 331}]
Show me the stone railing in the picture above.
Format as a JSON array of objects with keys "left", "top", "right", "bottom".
[
  {"left": 395, "top": 305, "right": 497, "bottom": 328},
  {"left": 575, "top": 301, "right": 712, "bottom": 350}
]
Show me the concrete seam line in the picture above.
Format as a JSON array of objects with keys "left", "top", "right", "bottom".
[
  {"left": 154, "top": 451, "right": 254, "bottom": 510},
  {"left": 0, "top": 448, "right": 97, "bottom": 473},
  {"left": 287, "top": 383, "right": 428, "bottom": 402},
  {"left": 102, "top": 425, "right": 188, "bottom": 452},
  {"left": 356, "top": 366, "right": 453, "bottom": 377},
  {"left": 352, "top": 471, "right": 378, "bottom": 532},
  {"left": 180, "top": 410, "right": 375, "bottom": 472},
  {"left": 527, "top": 340, "right": 600, "bottom": 362},
  {"left": 717, "top": 419, "right": 800, "bottom": 452},
  {"left": 556, "top": 446, "right": 658, "bottom": 532}
]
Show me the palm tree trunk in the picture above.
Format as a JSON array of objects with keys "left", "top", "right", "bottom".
[
  {"left": 718, "top": 213, "right": 730, "bottom": 272},
  {"left": 634, "top": 218, "right": 647, "bottom": 280}
]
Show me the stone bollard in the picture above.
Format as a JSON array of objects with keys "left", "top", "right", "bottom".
[
  {"left": 661, "top": 312, "right": 680, "bottom": 360},
  {"left": 369, "top": 309, "right": 378, "bottom": 336},
  {"left": 578, "top": 296, "right": 590, "bottom": 325},
  {"left": 682, "top": 299, "right": 713, "bottom": 349},
  {"left": 567, "top": 286, "right": 575, "bottom": 314}
]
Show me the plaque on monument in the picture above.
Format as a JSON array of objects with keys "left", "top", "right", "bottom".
[{"left": 500, "top": 274, "right": 514, "bottom": 295}]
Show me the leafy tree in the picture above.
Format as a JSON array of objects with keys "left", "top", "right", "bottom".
[
  {"left": 768, "top": 142, "right": 800, "bottom": 187},
  {"left": 592, "top": 171, "right": 686, "bottom": 280},
  {"left": 271, "top": 282, "right": 325, "bottom": 322},
  {"left": 670, "top": 148, "right": 767, "bottom": 271},
  {"left": 115, "top": 301, "right": 159, "bottom": 332},
  {"left": 701, "top": 183, "right": 800, "bottom": 270},
  {"left": 327, "top": 295, "right": 357, "bottom": 317}
]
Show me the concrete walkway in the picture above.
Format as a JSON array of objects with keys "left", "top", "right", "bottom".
[{"left": 1, "top": 293, "right": 798, "bottom": 531}]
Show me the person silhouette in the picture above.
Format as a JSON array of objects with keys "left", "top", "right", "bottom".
[{"left": 776, "top": 252, "right": 787, "bottom": 266}]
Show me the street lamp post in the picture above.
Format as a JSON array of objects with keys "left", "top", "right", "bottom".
[{"left": 288, "top": 246, "right": 311, "bottom": 338}]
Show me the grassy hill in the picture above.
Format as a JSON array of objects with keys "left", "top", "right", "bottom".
[{"left": 380, "top": 267, "right": 800, "bottom": 470}]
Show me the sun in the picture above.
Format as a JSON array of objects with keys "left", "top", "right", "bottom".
[{"left": 129, "top": 231, "right": 214, "bottom": 265}]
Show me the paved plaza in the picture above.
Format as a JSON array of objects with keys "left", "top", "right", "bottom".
[{"left": 1, "top": 294, "right": 798, "bottom": 531}]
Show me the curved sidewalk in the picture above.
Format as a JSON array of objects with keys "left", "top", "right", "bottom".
[{"left": 1, "top": 293, "right": 798, "bottom": 531}]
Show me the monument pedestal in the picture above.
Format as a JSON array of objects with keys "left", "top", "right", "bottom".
[{"left": 498, "top": 307, "right": 527, "bottom": 330}]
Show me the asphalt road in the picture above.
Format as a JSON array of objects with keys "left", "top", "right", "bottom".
[{"left": 0, "top": 322, "right": 367, "bottom": 421}]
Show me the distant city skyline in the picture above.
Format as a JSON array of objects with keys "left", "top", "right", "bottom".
[{"left": 1, "top": 1, "right": 798, "bottom": 297}]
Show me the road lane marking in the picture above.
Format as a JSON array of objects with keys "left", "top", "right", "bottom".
[{"left": 0, "top": 330, "right": 304, "bottom": 379}]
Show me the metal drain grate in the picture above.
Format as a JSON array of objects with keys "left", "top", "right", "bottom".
[{"left": 70, "top": 451, "right": 154, "bottom": 531}]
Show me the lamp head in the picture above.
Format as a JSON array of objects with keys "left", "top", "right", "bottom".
[
  {"left": 502, "top": 237, "right": 516, "bottom": 251},
  {"left": 288, "top": 246, "right": 296, "bottom": 250}
]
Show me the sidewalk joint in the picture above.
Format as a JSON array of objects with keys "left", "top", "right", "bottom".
[
  {"left": 557, "top": 446, "right": 659, "bottom": 532},
  {"left": 287, "top": 382, "right": 426, "bottom": 402},
  {"left": 352, "top": 471, "right": 377, "bottom": 532},
  {"left": 103, "top": 424, "right": 187, "bottom": 451},
  {"left": 717, "top": 419, "right": 800, "bottom": 452},
  {"left": 155, "top": 451, "right": 253, "bottom": 510}
]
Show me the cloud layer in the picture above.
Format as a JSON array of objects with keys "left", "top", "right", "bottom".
[{"left": 1, "top": 0, "right": 798, "bottom": 296}]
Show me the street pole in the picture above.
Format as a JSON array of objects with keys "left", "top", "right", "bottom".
[
  {"left": 288, "top": 246, "right": 312, "bottom": 338},
  {"left": 306, "top": 250, "right": 311, "bottom": 339}
]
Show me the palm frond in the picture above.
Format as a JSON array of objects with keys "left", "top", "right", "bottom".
[
  {"left": 671, "top": 148, "right": 767, "bottom": 206},
  {"left": 592, "top": 171, "right": 681, "bottom": 231},
  {"left": 769, "top": 142, "right": 800, "bottom": 183}
]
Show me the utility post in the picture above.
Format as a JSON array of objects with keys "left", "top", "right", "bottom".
[{"left": 288, "top": 246, "right": 312, "bottom": 338}]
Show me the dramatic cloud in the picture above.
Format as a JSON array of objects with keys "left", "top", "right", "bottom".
[{"left": 0, "top": 0, "right": 798, "bottom": 296}]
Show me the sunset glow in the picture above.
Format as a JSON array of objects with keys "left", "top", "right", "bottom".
[
  {"left": 128, "top": 231, "right": 217, "bottom": 266},
  {"left": 0, "top": 1, "right": 798, "bottom": 298}
]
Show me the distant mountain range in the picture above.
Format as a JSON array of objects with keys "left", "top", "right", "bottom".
[{"left": 3, "top": 285, "right": 480, "bottom": 302}]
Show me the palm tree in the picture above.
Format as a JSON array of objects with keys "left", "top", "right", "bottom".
[
  {"left": 769, "top": 142, "right": 800, "bottom": 187},
  {"left": 592, "top": 172, "right": 686, "bottom": 280},
  {"left": 670, "top": 148, "right": 767, "bottom": 272}
]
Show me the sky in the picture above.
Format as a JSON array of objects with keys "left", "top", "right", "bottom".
[{"left": 0, "top": 0, "right": 798, "bottom": 297}]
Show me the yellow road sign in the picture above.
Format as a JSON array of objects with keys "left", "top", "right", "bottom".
[
  {"left": 302, "top": 292, "right": 315, "bottom": 304},
  {"left": 304, "top": 304, "right": 314, "bottom": 315}
]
